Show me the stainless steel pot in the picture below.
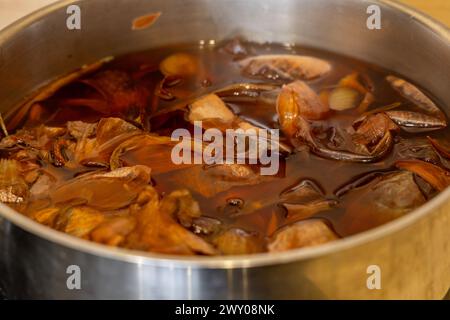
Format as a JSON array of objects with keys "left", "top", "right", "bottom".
[{"left": 0, "top": 0, "right": 449, "bottom": 299}]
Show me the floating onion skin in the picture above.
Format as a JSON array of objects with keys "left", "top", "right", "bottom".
[{"left": 1, "top": 38, "right": 449, "bottom": 255}]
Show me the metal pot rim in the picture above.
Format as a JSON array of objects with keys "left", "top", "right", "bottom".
[{"left": 0, "top": 0, "right": 449, "bottom": 269}]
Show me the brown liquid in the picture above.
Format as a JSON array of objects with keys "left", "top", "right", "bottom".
[{"left": 2, "top": 39, "right": 449, "bottom": 254}]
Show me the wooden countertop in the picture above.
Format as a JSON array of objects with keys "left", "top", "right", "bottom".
[{"left": 0, "top": 0, "right": 449, "bottom": 30}]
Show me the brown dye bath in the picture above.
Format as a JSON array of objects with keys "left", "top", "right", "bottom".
[{"left": 1, "top": 39, "right": 448, "bottom": 255}]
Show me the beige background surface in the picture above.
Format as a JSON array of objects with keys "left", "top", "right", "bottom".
[
  {"left": 399, "top": 0, "right": 450, "bottom": 26},
  {"left": 0, "top": 0, "right": 449, "bottom": 30},
  {"left": 0, "top": 0, "right": 58, "bottom": 29}
]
